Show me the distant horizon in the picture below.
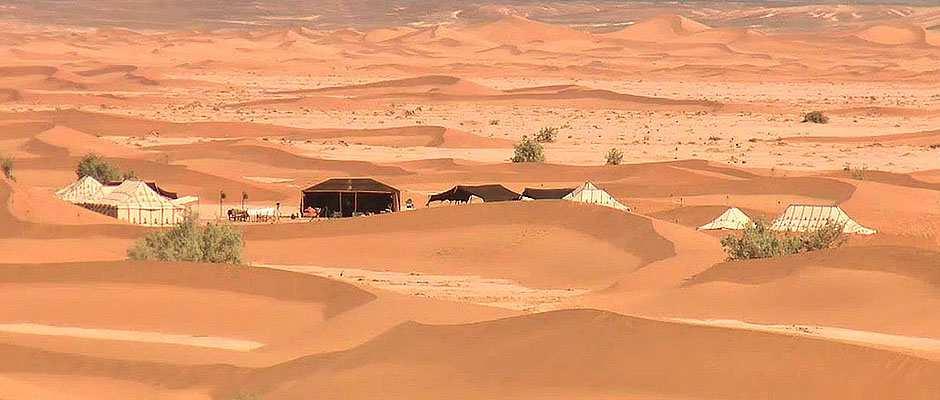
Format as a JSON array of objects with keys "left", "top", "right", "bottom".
[{"left": 0, "top": 0, "right": 937, "bottom": 30}]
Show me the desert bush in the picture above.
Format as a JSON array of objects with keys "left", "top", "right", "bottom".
[
  {"left": 793, "top": 221, "right": 848, "bottom": 252},
  {"left": 127, "top": 217, "right": 243, "bottom": 264},
  {"left": 720, "top": 220, "right": 800, "bottom": 260},
  {"left": 1, "top": 155, "right": 14, "bottom": 181},
  {"left": 76, "top": 153, "right": 122, "bottom": 182},
  {"left": 720, "top": 219, "right": 846, "bottom": 261},
  {"left": 230, "top": 392, "right": 262, "bottom": 400},
  {"left": 511, "top": 135, "right": 545, "bottom": 163},
  {"left": 843, "top": 163, "right": 867, "bottom": 180},
  {"left": 605, "top": 148, "right": 624, "bottom": 165},
  {"left": 802, "top": 111, "right": 829, "bottom": 124},
  {"left": 533, "top": 126, "right": 558, "bottom": 143}
]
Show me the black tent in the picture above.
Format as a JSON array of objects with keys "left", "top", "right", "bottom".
[
  {"left": 426, "top": 184, "right": 521, "bottom": 205},
  {"left": 301, "top": 178, "right": 400, "bottom": 217},
  {"left": 522, "top": 187, "right": 575, "bottom": 200}
]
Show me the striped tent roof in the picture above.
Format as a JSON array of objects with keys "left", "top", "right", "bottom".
[
  {"left": 770, "top": 204, "right": 875, "bottom": 235},
  {"left": 56, "top": 176, "right": 104, "bottom": 204}
]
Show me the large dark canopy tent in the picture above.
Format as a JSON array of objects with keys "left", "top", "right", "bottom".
[
  {"left": 301, "top": 178, "right": 400, "bottom": 217},
  {"left": 426, "top": 184, "right": 521, "bottom": 205},
  {"left": 521, "top": 187, "right": 575, "bottom": 200}
]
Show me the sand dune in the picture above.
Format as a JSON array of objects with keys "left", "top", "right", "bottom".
[
  {"left": 2, "top": 309, "right": 938, "bottom": 400},
  {"left": 232, "top": 309, "right": 940, "bottom": 400},
  {"left": 782, "top": 128, "right": 940, "bottom": 147},
  {"left": 244, "top": 201, "right": 674, "bottom": 289},
  {"left": 855, "top": 24, "right": 928, "bottom": 45},
  {"left": 461, "top": 15, "right": 594, "bottom": 45},
  {"left": 266, "top": 75, "right": 720, "bottom": 110},
  {"left": 278, "top": 75, "right": 501, "bottom": 97},
  {"left": 2, "top": 6, "right": 940, "bottom": 399},
  {"left": 616, "top": 245, "right": 940, "bottom": 338},
  {"left": 603, "top": 14, "right": 711, "bottom": 42}
]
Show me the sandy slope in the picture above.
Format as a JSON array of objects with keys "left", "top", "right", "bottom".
[
  {"left": 244, "top": 201, "right": 674, "bottom": 289},
  {"left": 4, "top": 310, "right": 940, "bottom": 400}
]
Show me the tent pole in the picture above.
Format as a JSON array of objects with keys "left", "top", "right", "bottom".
[
  {"left": 338, "top": 192, "right": 342, "bottom": 216},
  {"left": 354, "top": 192, "right": 358, "bottom": 214}
]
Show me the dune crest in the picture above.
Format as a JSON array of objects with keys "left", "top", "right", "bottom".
[{"left": 603, "top": 14, "right": 711, "bottom": 42}]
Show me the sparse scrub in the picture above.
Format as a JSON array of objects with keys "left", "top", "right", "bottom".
[
  {"left": 605, "top": 148, "right": 624, "bottom": 165},
  {"left": 1, "top": 154, "right": 14, "bottom": 181},
  {"left": 793, "top": 221, "right": 848, "bottom": 252},
  {"left": 720, "top": 219, "right": 846, "bottom": 261},
  {"left": 511, "top": 135, "right": 545, "bottom": 163},
  {"left": 534, "top": 126, "right": 558, "bottom": 143},
  {"left": 76, "top": 153, "right": 123, "bottom": 182},
  {"left": 128, "top": 217, "right": 243, "bottom": 264},
  {"left": 802, "top": 111, "right": 829, "bottom": 124},
  {"left": 230, "top": 392, "right": 262, "bottom": 400},
  {"left": 843, "top": 163, "right": 867, "bottom": 180}
]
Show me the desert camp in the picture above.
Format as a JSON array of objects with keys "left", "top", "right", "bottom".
[{"left": 4, "top": 2, "right": 940, "bottom": 399}]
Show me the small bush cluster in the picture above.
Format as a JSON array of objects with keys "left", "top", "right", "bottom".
[
  {"left": 511, "top": 136, "right": 545, "bottom": 163},
  {"left": 533, "top": 126, "right": 558, "bottom": 143},
  {"left": 76, "top": 153, "right": 134, "bottom": 182},
  {"left": 128, "top": 217, "right": 243, "bottom": 264},
  {"left": 843, "top": 163, "right": 867, "bottom": 180},
  {"left": 0, "top": 154, "right": 13, "bottom": 181},
  {"left": 605, "top": 148, "right": 624, "bottom": 165},
  {"left": 230, "top": 392, "right": 262, "bottom": 400},
  {"left": 802, "top": 111, "right": 829, "bottom": 124},
  {"left": 720, "top": 219, "right": 846, "bottom": 261}
]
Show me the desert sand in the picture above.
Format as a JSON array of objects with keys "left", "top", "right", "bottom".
[{"left": 1, "top": 2, "right": 940, "bottom": 399}]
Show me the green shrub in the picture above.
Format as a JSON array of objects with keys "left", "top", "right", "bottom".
[
  {"left": 802, "top": 111, "right": 829, "bottom": 124},
  {"left": 76, "top": 153, "right": 122, "bottom": 182},
  {"left": 533, "top": 126, "right": 558, "bottom": 143},
  {"left": 605, "top": 148, "right": 624, "bottom": 165},
  {"left": 1, "top": 155, "right": 14, "bottom": 181},
  {"left": 720, "top": 219, "right": 846, "bottom": 260},
  {"left": 511, "top": 135, "right": 545, "bottom": 163},
  {"left": 720, "top": 220, "right": 800, "bottom": 260},
  {"left": 793, "top": 221, "right": 848, "bottom": 252},
  {"left": 128, "top": 217, "right": 243, "bottom": 264}
]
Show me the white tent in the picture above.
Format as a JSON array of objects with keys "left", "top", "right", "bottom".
[
  {"left": 771, "top": 204, "right": 876, "bottom": 235},
  {"left": 698, "top": 207, "right": 752, "bottom": 230},
  {"left": 563, "top": 181, "right": 630, "bottom": 212},
  {"left": 55, "top": 176, "right": 104, "bottom": 204},
  {"left": 85, "top": 180, "right": 187, "bottom": 226}
]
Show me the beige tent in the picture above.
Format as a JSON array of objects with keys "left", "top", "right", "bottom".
[
  {"left": 771, "top": 204, "right": 876, "bottom": 235},
  {"left": 563, "top": 182, "right": 630, "bottom": 212},
  {"left": 698, "top": 207, "right": 752, "bottom": 230},
  {"left": 56, "top": 176, "right": 104, "bottom": 203},
  {"left": 83, "top": 180, "right": 187, "bottom": 226}
]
